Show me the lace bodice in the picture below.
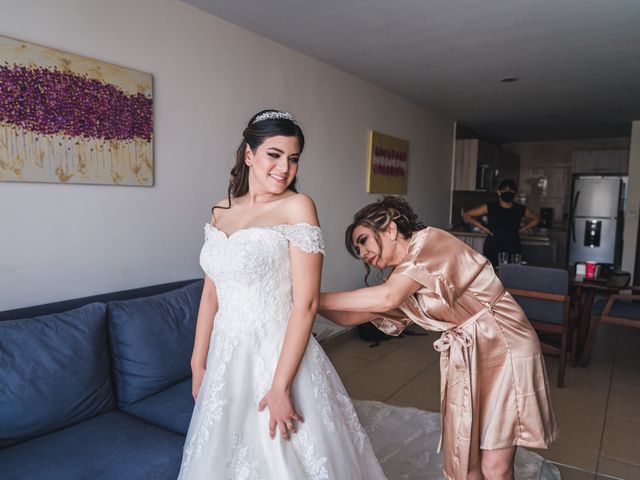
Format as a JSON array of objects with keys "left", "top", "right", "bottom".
[
  {"left": 199, "top": 223, "right": 325, "bottom": 345},
  {"left": 200, "top": 222, "right": 325, "bottom": 283}
]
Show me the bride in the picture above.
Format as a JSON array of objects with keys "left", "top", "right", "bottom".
[{"left": 177, "top": 110, "right": 387, "bottom": 479}]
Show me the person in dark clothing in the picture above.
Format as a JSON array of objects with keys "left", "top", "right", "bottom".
[{"left": 463, "top": 179, "right": 540, "bottom": 265}]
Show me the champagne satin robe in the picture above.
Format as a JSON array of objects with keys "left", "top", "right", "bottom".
[{"left": 372, "top": 227, "right": 558, "bottom": 480}]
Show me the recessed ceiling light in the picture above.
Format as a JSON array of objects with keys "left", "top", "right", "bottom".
[{"left": 500, "top": 77, "right": 519, "bottom": 83}]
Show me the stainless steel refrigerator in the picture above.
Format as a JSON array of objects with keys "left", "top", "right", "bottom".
[{"left": 569, "top": 176, "right": 625, "bottom": 265}]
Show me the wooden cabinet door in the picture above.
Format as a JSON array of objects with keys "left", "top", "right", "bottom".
[
  {"left": 454, "top": 139, "right": 478, "bottom": 190},
  {"left": 571, "top": 150, "right": 629, "bottom": 174}
]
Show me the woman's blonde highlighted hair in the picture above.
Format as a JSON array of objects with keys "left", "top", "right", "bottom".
[{"left": 345, "top": 196, "right": 425, "bottom": 284}]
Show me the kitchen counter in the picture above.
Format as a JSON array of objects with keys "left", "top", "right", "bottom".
[
  {"left": 449, "top": 230, "right": 560, "bottom": 243},
  {"left": 449, "top": 229, "right": 568, "bottom": 264}
]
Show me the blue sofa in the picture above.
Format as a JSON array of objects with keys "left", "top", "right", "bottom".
[{"left": 0, "top": 279, "right": 204, "bottom": 480}]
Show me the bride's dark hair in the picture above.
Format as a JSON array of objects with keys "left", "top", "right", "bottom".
[
  {"left": 213, "top": 110, "right": 305, "bottom": 215},
  {"left": 345, "top": 196, "right": 425, "bottom": 284}
]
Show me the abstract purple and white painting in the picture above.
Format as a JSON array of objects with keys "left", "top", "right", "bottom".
[{"left": 0, "top": 35, "right": 153, "bottom": 186}]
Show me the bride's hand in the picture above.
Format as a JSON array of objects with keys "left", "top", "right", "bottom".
[{"left": 258, "top": 388, "right": 304, "bottom": 440}]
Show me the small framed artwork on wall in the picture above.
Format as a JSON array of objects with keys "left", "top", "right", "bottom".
[
  {"left": 0, "top": 35, "right": 153, "bottom": 186},
  {"left": 366, "top": 130, "right": 409, "bottom": 194}
]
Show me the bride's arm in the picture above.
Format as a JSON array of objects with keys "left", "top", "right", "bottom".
[
  {"left": 272, "top": 245, "right": 322, "bottom": 394},
  {"left": 261, "top": 241, "right": 322, "bottom": 434},
  {"left": 190, "top": 274, "right": 218, "bottom": 400},
  {"left": 258, "top": 194, "right": 321, "bottom": 440}
]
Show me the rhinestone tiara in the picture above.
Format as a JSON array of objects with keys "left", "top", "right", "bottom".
[{"left": 252, "top": 111, "right": 296, "bottom": 124}]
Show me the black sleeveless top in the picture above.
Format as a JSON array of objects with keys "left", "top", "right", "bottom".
[{"left": 483, "top": 201, "right": 526, "bottom": 265}]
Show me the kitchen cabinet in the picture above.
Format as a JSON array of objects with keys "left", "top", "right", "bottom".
[
  {"left": 453, "top": 139, "right": 479, "bottom": 190},
  {"left": 454, "top": 139, "right": 520, "bottom": 191},
  {"left": 550, "top": 230, "right": 568, "bottom": 265},
  {"left": 571, "top": 150, "right": 629, "bottom": 175},
  {"left": 451, "top": 230, "right": 563, "bottom": 265}
]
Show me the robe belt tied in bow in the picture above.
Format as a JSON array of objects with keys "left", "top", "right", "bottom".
[{"left": 433, "top": 287, "right": 506, "bottom": 480}]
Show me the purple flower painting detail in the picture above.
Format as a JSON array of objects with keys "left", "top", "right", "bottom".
[
  {"left": 0, "top": 65, "right": 152, "bottom": 141},
  {"left": 367, "top": 131, "right": 409, "bottom": 194},
  {"left": 0, "top": 34, "right": 153, "bottom": 186}
]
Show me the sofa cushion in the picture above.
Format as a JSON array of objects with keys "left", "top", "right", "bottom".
[
  {"left": 121, "top": 378, "right": 195, "bottom": 435},
  {"left": 108, "top": 280, "right": 202, "bottom": 406},
  {"left": 0, "top": 303, "right": 114, "bottom": 447},
  {"left": 0, "top": 410, "right": 184, "bottom": 480}
]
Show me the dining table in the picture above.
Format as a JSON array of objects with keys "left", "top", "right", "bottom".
[
  {"left": 569, "top": 273, "right": 628, "bottom": 366},
  {"left": 494, "top": 261, "right": 629, "bottom": 366}
]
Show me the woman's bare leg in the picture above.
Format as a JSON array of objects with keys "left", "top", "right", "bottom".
[{"left": 481, "top": 446, "right": 516, "bottom": 480}]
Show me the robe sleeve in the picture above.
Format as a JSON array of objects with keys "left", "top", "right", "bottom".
[
  {"left": 370, "top": 310, "right": 413, "bottom": 337},
  {"left": 397, "top": 228, "right": 487, "bottom": 304},
  {"left": 369, "top": 228, "right": 488, "bottom": 335},
  {"left": 370, "top": 228, "right": 452, "bottom": 336}
]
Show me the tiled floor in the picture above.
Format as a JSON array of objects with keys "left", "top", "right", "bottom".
[{"left": 321, "top": 324, "right": 640, "bottom": 479}]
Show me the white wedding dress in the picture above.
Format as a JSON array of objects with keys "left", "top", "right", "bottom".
[
  {"left": 178, "top": 223, "right": 387, "bottom": 479},
  {"left": 177, "top": 223, "right": 559, "bottom": 480}
]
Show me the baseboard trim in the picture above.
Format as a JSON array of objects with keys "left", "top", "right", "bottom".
[{"left": 319, "top": 327, "right": 357, "bottom": 350}]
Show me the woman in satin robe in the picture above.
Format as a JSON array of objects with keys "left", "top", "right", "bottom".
[{"left": 319, "top": 196, "right": 558, "bottom": 480}]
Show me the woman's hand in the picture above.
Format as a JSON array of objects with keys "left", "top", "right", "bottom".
[
  {"left": 191, "top": 364, "right": 206, "bottom": 400},
  {"left": 258, "top": 387, "right": 304, "bottom": 440}
]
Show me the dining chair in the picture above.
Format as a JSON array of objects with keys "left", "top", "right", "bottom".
[
  {"left": 588, "top": 287, "right": 640, "bottom": 344},
  {"left": 499, "top": 264, "right": 574, "bottom": 387}
]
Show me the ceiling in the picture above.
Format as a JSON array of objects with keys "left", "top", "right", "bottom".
[{"left": 184, "top": 0, "right": 640, "bottom": 143}]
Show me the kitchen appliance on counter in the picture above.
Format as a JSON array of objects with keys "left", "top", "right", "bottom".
[
  {"left": 568, "top": 176, "right": 626, "bottom": 265},
  {"left": 539, "top": 208, "right": 554, "bottom": 231}
]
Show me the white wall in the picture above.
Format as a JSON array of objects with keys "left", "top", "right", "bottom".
[{"left": 0, "top": 0, "right": 454, "bottom": 310}]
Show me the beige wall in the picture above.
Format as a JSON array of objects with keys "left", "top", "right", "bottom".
[
  {"left": 622, "top": 121, "right": 640, "bottom": 277},
  {"left": 0, "top": 0, "right": 454, "bottom": 310}
]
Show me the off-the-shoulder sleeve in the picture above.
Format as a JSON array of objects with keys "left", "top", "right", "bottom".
[{"left": 272, "top": 224, "right": 326, "bottom": 255}]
